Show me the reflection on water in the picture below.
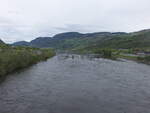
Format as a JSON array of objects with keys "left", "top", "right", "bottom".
[{"left": 0, "top": 54, "right": 150, "bottom": 113}]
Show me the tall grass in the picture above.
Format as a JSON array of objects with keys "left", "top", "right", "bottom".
[
  {"left": 137, "top": 55, "right": 150, "bottom": 64},
  {"left": 0, "top": 45, "right": 55, "bottom": 78}
]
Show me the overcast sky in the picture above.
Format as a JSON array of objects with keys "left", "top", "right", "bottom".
[{"left": 0, "top": 0, "right": 150, "bottom": 43}]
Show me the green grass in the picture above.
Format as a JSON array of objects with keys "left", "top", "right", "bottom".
[
  {"left": 73, "top": 46, "right": 150, "bottom": 64},
  {"left": 0, "top": 45, "right": 55, "bottom": 78},
  {"left": 116, "top": 54, "right": 138, "bottom": 60}
]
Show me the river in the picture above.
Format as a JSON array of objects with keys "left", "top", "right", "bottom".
[{"left": 0, "top": 54, "right": 150, "bottom": 113}]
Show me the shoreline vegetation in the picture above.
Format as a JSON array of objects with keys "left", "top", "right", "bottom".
[
  {"left": 0, "top": 44, "right": 55, "bottom": 79},
  {"left": 0, "top": 40, "right": 149, "bottom": 81},
  {"left": 10, "top": 29, "right": 150, "bottom": 65},
  {"left": 72, "top": 48, "right": 150, "bottom": 64}
]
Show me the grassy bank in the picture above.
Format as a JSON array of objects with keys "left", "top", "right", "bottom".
[
  {"left": 72, "top": 48, "right": 117, "bottom": 59},
  {"left": 0, "top": 45, "right": 55, "bottom": 78},
  {"left": 73, "top": 47, "right": 150, "bottom": 64}
]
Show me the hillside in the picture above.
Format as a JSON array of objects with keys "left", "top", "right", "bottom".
[
  {"left": 13, "top": 41, "right": 30, "bottom": 46},
  {"left": 12, "top": 32, "right": 127, "bottom": 49},
  {"left": 93, "top": 29, "right": 150, "bottom": 49},
  {"left": 12, "top": 29, "right": 150, "bottom": 50},
  {"left": 0, "top": 39, "right": 4, "bottom": 44}
]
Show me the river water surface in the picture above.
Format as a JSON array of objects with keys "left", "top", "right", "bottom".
[{"left": 0, "top": 54, "right": 150, "bottom": 113}]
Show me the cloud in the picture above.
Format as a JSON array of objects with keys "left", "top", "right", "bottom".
[
  {"left": 0, "top": 0, "right": 150, "bottom": 43},
  {"left": 54, "top": 24, "right": 108, "bottom": 33}
]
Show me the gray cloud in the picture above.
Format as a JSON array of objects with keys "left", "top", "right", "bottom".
[
  {"left": 54, "top": 24, "right": 108, "bottom": 33},
  {"left": 0, "top": 0, "right": 150, "bottom": 43}
]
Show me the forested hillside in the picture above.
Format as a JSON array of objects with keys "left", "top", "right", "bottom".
[{"left": 12, "top": 29, "right": 150, "bottom": 50}]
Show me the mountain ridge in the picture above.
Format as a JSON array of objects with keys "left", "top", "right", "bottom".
[
  {"left": 12, "top": 29, "right": 150, "bottom": 49},
  {"left": 0, "top": 39, "right": 4, "bottom": 44}
]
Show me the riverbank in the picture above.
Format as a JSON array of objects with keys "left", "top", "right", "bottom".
[
  {"left": 0, "top": 54, "right": 150, "bottom": 113},
  {"left": 72, "top": 48, "right": 150, "bottom": 64},
  {"left": 116, "top": 54, "right": 150, "bottom": 65},
  {"left": 0, "top": 45, "right": 55, "bottom": 79}
]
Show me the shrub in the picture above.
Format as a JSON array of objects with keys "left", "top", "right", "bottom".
[
  {"left": 0, "top": 46, "right": 55, "bottom": 78},
  {"left": 144, "top": 56, "right": 150, "bottom": 61},
  {"left": 93, "top": 48, "right": 113, "bottom": 58},
  {"left": 102, "top": 49, "right": 112, "bottom": 58}
]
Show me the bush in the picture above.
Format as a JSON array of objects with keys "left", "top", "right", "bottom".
[
  {"left": 93, "top": 48, "right": 112, "bottom": 58},
  {"left": 0, "top": 46, "right": 55, "bottom": 78},
  {"left": 144, "top": 56, "right": 150, "bottom": 61},
  {"left": 137, "top": 56, "right": 150, "bottom": 63},
  {"left": 102, "top": 49, "right": 112, "bottom": 58}
]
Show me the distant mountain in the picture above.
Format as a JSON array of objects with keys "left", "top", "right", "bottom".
[
  {"left": 30, "top": 37, "right": 53, "bottom": 48},
  {"left": 0, "top": 39, "right": 4, "bottom": 44},
  {"left": 29, "top": 32, "right": 126, "bottom": 49},
  {"left": 95, "top": 29, "right": 150, "bottom": 49},
  {"left": 0, "top": 39, "right": 8, "bottom": 48},
  {"left": 12, "top": 29, "right": 150, "bottom": 49},
  {"left": 13, "top": 41, "right": 30, "bottom": 46}
]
